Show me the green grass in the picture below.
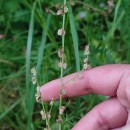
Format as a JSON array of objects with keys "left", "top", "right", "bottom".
[
  {"left": 0, "top": 0, "right": 130, "bottom": 130},
  {"left": 26, "top": 1, "right": 36, "bottom": 130}
]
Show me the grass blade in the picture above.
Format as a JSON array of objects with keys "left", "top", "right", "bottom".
[
  {"left": 25, "top": 2, "right": 36, "bottom": 130},
  {"left": 36, "top": 14, "right": 51, "bottom": 72},
  {"left": 68, "top": 4, "right": 80, "bottom": 71},
  {"left": 0, "top": 99, "right": 21, "bottom": 120}
]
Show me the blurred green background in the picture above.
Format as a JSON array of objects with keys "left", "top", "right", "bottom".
[{"left": 0, "top": 0, "right": 130, "bottom": 130}]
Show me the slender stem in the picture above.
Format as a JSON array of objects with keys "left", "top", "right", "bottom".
[
  {"left": 41, "top": 101, "right": 51, "bottom": 129},
  {"left": 59, "top": 0, "right": 67, "bottom": 130}
]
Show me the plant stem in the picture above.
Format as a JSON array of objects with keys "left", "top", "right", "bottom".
[
  {"left": 41, "top": 101, "right": 50, "bottom": 129},
  {"left": 59, "top": 0, "right": 67, "bottom": 130}
]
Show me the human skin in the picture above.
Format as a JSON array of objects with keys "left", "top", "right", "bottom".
[{"left": 40, "top": 64, "right": 130, "bottom": 130}]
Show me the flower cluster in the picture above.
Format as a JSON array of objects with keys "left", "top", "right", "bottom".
[
  {"left": 35, "top": 86, "right": 41, "bottom": 102},
  {"left": 57, "top": 4, "right": 68, "bottom": 15},
  {"left": 57, "top": 28, "right": 66, "bottom": 36},
  {"left": 108, "top": 0, "right": 114, "bottom": 7},
  {"left": 31, "top": 67, "right": 41, "bottom": 102},
  {"left": 83, "top": 45, "right": 91, "bottom": 70},
  {"left": 31, "top": 67, "right": 37, "bottom": 84},
  {"left": 59, "top": 106, "right": 66, "bottom": 115},
  {"left": 40, "top": 110, "right": 51, "bottom": 120},
  {"left": 56, "top": 106, "right": 66, "bottom": 124},
  {"left": 107, "top": 0, "right": 114, "bottom": 14},
  {"left": 58, "top": 48, "right": 67, "bottom": 69}
]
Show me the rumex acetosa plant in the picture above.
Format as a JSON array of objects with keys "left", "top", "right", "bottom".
[{"left": 31, "top": 0, "right": 114, "bottom": 130}]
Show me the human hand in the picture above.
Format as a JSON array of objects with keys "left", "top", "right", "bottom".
[{"left": 40, "top": 64, "right": 130, "bottom": 130}]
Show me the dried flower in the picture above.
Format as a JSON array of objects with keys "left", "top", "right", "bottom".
[
  {"left": 108, "top": 0, "right": 114, "bottom": 7},
  {"left": 84, "top": 58, "right": 88, "bottom": 63},
  {"left": 59, "top": 106, "right": 66, "bottom": 115},
  {"left": 83, "top": 63, "right": 88, "bottom": 70},
  {"left": 63, "top": 6, "right": 68, "bottom": 13},
  {"left": 35, "top": 93, "right": 41, "bottom": 102},
  {"left": 58, "top": 48, "right": 64, "bottom": 58},
  {"left": 32, "top": 77, "right": 37, "bottom": 84},
  {"left": 46, "top": 112, "right": 51, "bottom": 119},
  {"left": 55, "top": 4, "right": 60, "bottom": 10},
  {"left": 40, "top": 110, "right": 46, "bottom": 120},
  {"left": 31, "top": 67, "right": 37, "bottom": 76},
  {"left": 40, "top": 111, "right": 51, "bottom": 120},
  {"left": 57, "top": 28, "right": 66, "bottom": 36},
  {"left": 87, "top": 64, "right": 91, "bottom": 69},
  {"left": 57, "top": 10, "right": 62, "bottom": 15},
  {"left": 63, "top": 63, "right": 67, "bottom": 69},
  {"left": 61, "top": 89, "right": 67, "bottom": 95},
  {"left": 57, "top": 4, "right": 68, "bottom": 15},
  {"left": 50, "top": 98, "right": 55, "bottom": 105},
  {"left": 58, "top": 61, "right": 67, "bottom": 69},
  {"left": 70, "top": 0, "right": 75, "bottom": 6},
  {"left": 45, "top": 7, "right": 51, "bottom": 13},
  {"left": 84, "top": 45, "right": 90, "bottom": 55}
]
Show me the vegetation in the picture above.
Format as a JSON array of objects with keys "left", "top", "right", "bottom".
[{"left": 0, "top": 0, "right": 130, "bottom": 130}]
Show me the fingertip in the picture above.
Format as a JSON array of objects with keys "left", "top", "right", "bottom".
[{"left": 40, "top": 79, "right": 60, "bottom": 102}]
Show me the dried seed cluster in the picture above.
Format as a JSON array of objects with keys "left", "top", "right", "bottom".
[
  {"left": 31, "top": 67, "right": 37, "bottom": 84},
  {"left": 57, "top": 28, "right": 66, "bottom": 36},
  {"left": 83, "top": 45, "right": 91, "bottom": 70},
  {"left": 58, "top": 48, "right": 67, "bottom": 69},
  {"left": 31, "top": 67, "right": 41, "bottom": 102},
  {"left": 106, "top": 0, "right": 114, "bottom": 13},
  {"left": 59, "top": 106, "right": 66, "bottom": 115},
  {"left": 56, "top": 3, "right": 68, "bottom": 127},
  {"left": 40, "top": 111, "right": 51, "bottom": 120},
  {"left": 31, "top": 67, "right": 55, "bottom": 130},
  {"left": 57, "top": 4, "right": 68, "bottom": 15}
]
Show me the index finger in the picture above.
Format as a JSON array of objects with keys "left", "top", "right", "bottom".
[{"left": 40, "top": 64, "right": 129, "bottom": 101}]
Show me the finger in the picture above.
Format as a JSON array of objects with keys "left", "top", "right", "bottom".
[
  {"left": 110, "top": 124, "right": 130, "bottom": 130},
  {"left": 40, "top": 64, "right": 130, "bottom": 101},
  {"left": 72, "top": 98, "right": 128, "bottom": 130}
]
